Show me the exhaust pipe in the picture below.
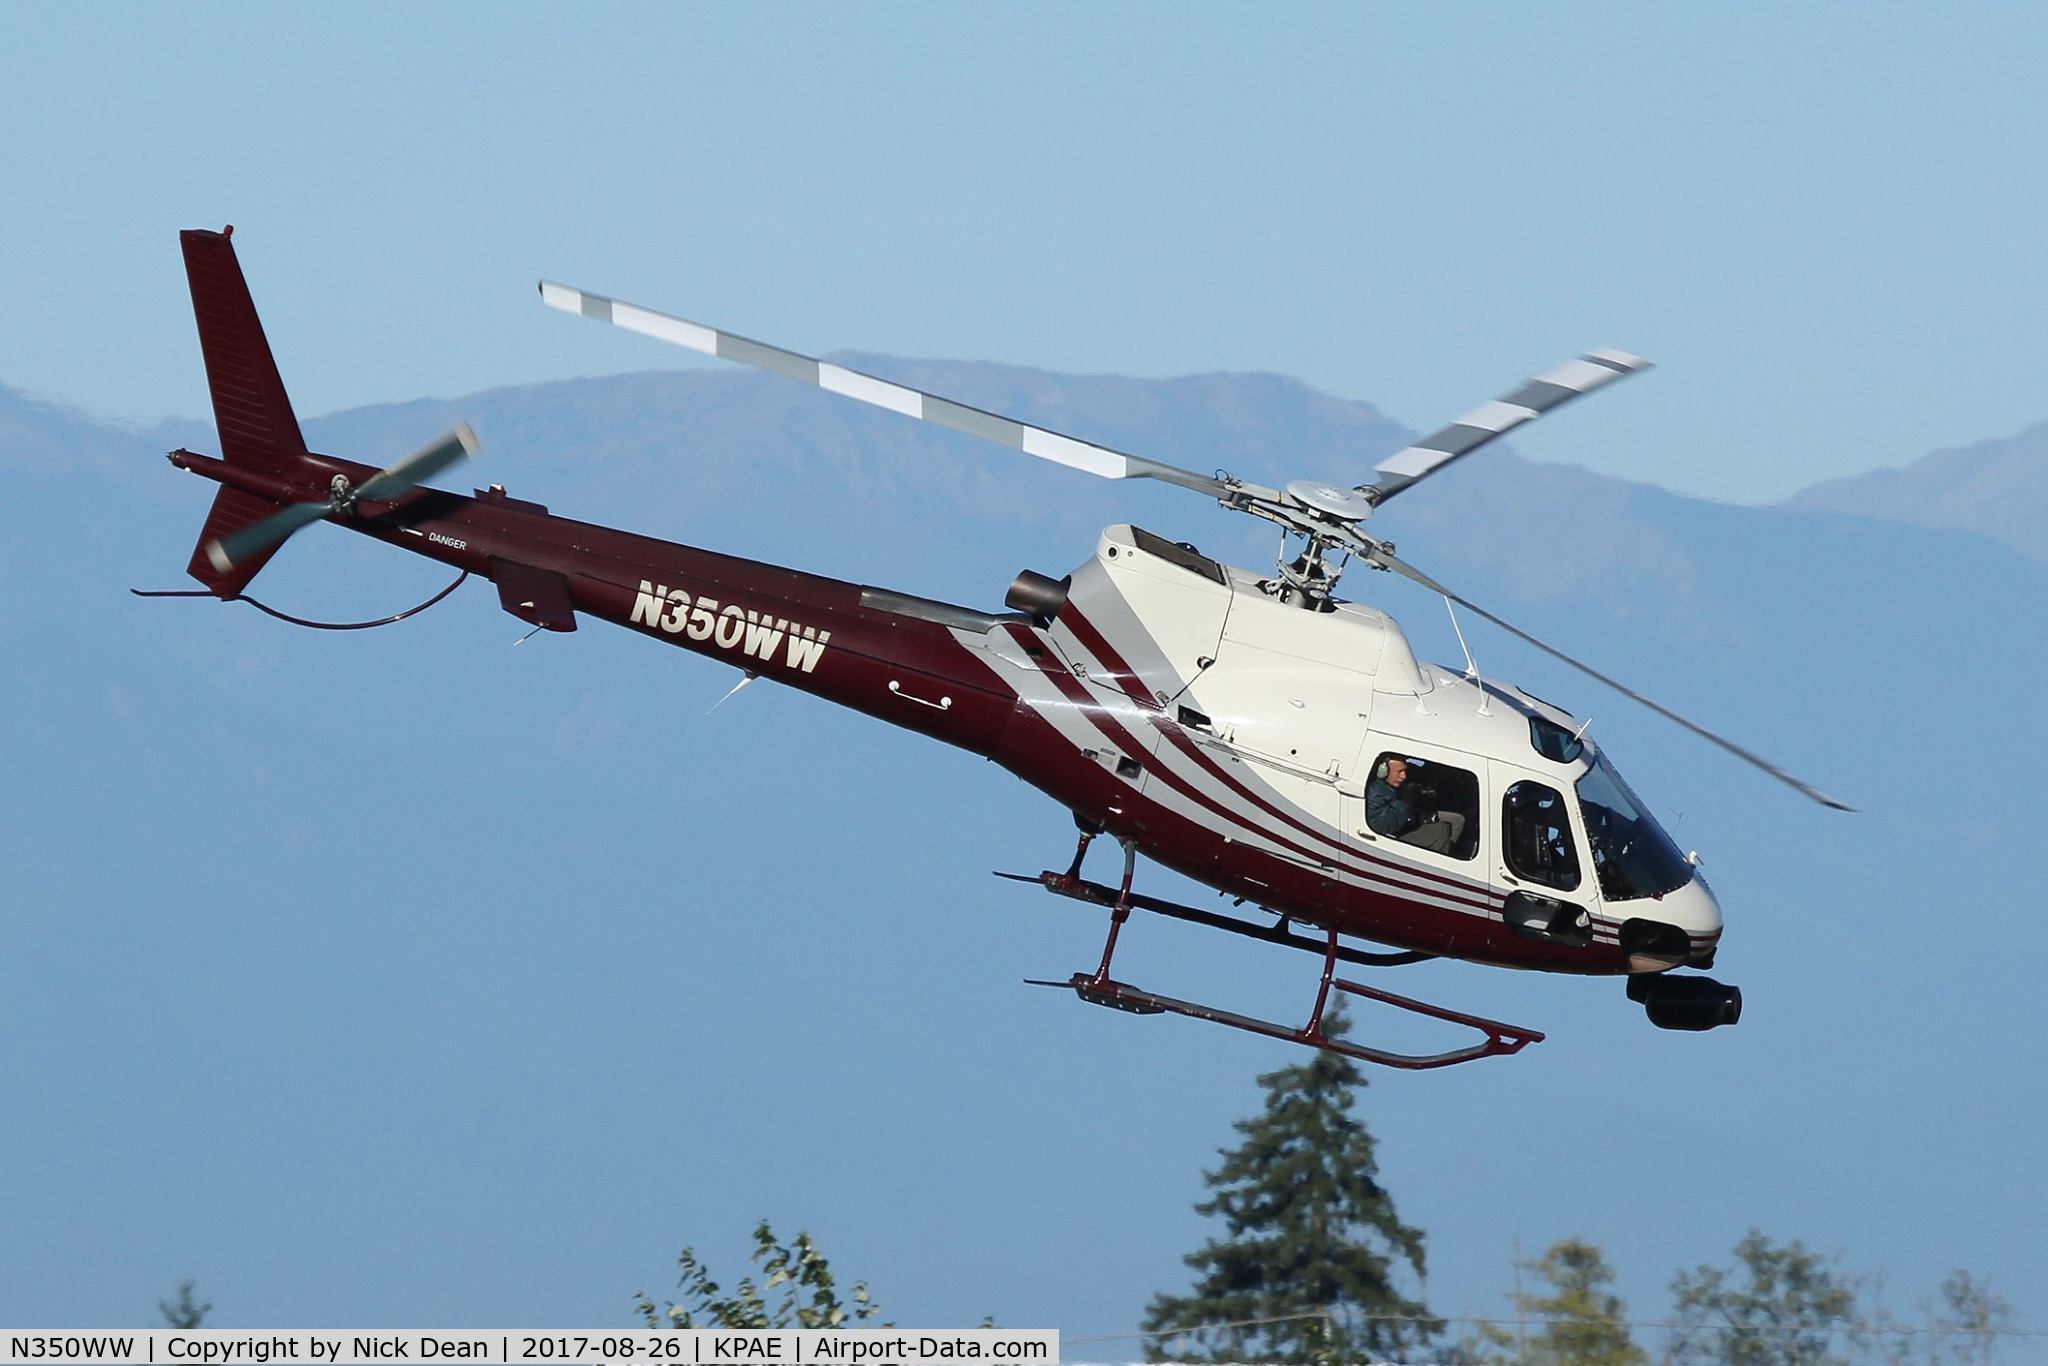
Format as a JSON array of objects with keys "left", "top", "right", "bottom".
[{"left": 1005, "top": 570, "right": 1071, "bottom": 625}]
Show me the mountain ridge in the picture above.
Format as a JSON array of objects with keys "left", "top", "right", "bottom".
[
  {"left": 1783, "top": 416, "right": 2048, "bottom": 565},
  {"left": 16, "top": 363, "right": 2043, "bottom": 572}
]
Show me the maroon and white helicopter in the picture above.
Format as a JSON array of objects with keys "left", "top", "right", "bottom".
[{"left": 155, "top": 228, "right": 1846, "bottom": 1069}]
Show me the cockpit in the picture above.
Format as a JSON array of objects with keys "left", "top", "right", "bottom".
[{"left": 1527, "top": 715, "right": 1695, "bottom": 903}]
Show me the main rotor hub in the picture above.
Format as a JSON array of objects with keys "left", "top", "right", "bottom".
[{"left": 1283, "top": 480, "right": 1375, "bottom": 523}]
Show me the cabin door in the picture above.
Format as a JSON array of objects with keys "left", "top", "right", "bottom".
[{"left": 1487, "top": 760, "right": 1598, "bottom": 949}]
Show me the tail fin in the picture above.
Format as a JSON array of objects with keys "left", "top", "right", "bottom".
[
  {"left": 179, "top": 227, "right": 310, "bottom": 596},
  {"left": 185, "top": 483, "right": 294, "bottom": 597}
]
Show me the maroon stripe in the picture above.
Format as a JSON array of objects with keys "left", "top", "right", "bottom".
[
  {"left": 1056, "top": 610, "right": 1169, "bottom": 713},
  {"left": 1058, "top": 605, "right": 1498, "bottom": 905},
  {"left": 1012, "top": 624, "right": 1496, "bottom": 916},
  {"left": 1016, "top": 625, "right": 1334, "bottom": 871}
]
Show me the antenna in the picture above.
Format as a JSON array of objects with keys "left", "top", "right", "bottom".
[{"left": 708, "top": 671, "right": 760, "bottom": 715}]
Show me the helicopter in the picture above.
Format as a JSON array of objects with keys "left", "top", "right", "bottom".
[{"left": 154, "top": 227, "right": 1847, "bottom": 1070}]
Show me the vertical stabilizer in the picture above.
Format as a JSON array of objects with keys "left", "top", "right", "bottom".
[
  {"left": 179, "top": 227, "right": 310, "bottom": 472},
  {"left": 177, "top": 227, "right": 311, "bottom": 595},
  {"left": 184, "top": 484, "right": 292, "bottom": 597}
]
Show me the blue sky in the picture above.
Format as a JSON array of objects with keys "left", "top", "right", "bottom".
[
  {"left": 5, "top": 4, "right": 2046, "bottom": 503},
  {"left": 5, "top": 3, "right": 2047, "bottom": 1348}
]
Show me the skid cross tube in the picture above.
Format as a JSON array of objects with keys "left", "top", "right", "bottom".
[{"left": 995, "top": 870, "right": 1435, "bottom": 968}]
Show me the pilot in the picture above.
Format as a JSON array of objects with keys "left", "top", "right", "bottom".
[{"left": 1367, "top": 756, "right": 1465, "bottom": 855}]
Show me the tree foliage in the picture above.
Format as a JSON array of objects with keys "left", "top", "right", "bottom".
[
  {"left": 159, "top": 1280, "right": 210, "bottom": 1329},
  {"left": 1924, "top": 1270, "right": 2017, "bottom": 1366},
  {"left": 1668, "top": 1231, "right": 1856, "bottom": 1365},
  {"left": 1519, "top": 1238, "right": 1643, "bottom": 1365},
  {"left": 636, "top": 1221, "right": 883, "bottom": 1330},
  {"left": 1141, "top": 1004, "right": 1440, "bottom": 1363},
  {"left": 1856, "top": 1268, "right": 2015, "bottom": 1366},
  {"left": 1453, "top": 1238, "right": 1643, "bottom": 1366}
]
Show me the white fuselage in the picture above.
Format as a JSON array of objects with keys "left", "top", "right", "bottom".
[{"left": 963, "top": 525, "right": 1722, "bottom": 972}]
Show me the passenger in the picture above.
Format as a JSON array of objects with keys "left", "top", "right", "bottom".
[{"left": 1366, "top": 757, "right": 1465, "bottom": 855}]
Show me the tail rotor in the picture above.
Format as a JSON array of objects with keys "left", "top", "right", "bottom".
[{"left": 204, "top": 424, "right": 479, "bottom": 572}]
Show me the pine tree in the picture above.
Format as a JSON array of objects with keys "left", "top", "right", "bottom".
[
  {"left": 1142, "top": 1004, "right": 1440, "bottom": 1363},
  {"left": 159, "top": 1280, "right": 210, "bottom": 1329}
]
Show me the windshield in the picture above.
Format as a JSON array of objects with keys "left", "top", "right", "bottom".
[{"left": 1575, "top": 752, "right": 1692, "bottom": 901}]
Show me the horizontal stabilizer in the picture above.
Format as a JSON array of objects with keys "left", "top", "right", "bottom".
[{"left": 489, "top": 556, "right": 577, "bottom": 632}]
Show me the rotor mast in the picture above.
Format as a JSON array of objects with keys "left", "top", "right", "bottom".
[{"left": 1242, "top": 479, "right": 1384, "bottom": 607}]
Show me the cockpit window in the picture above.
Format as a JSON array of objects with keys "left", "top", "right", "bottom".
[
  {"left": 1575, "top": 753, "right": 1692, "bottom": 901},
  {"left": 1528, "top": 716, "right": 1584, "bottom": 763}
]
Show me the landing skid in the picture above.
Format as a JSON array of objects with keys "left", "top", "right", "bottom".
[
  {"left": 1026, "top": 972, "right": 1544, "bottom": 1071},
  {"left": 1002, "top": 846, "right": 1542, "bottom": 1069}
]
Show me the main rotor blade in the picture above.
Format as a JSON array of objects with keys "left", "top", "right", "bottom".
[
  {"left": 1363, "top": 542, "right": 1852, "bottom": 811},
  {"left": 539, "top": 282, "right": 1265, "bottom": 502},
  {"left": 353, "top": 423, "right": 479, "bottom": 503},
  {"left": 206, "top": 499, "right": 331, "bottom": 572},
  {"left": 1363, "top": 350, "right": 1652, "bottom": 505}
]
